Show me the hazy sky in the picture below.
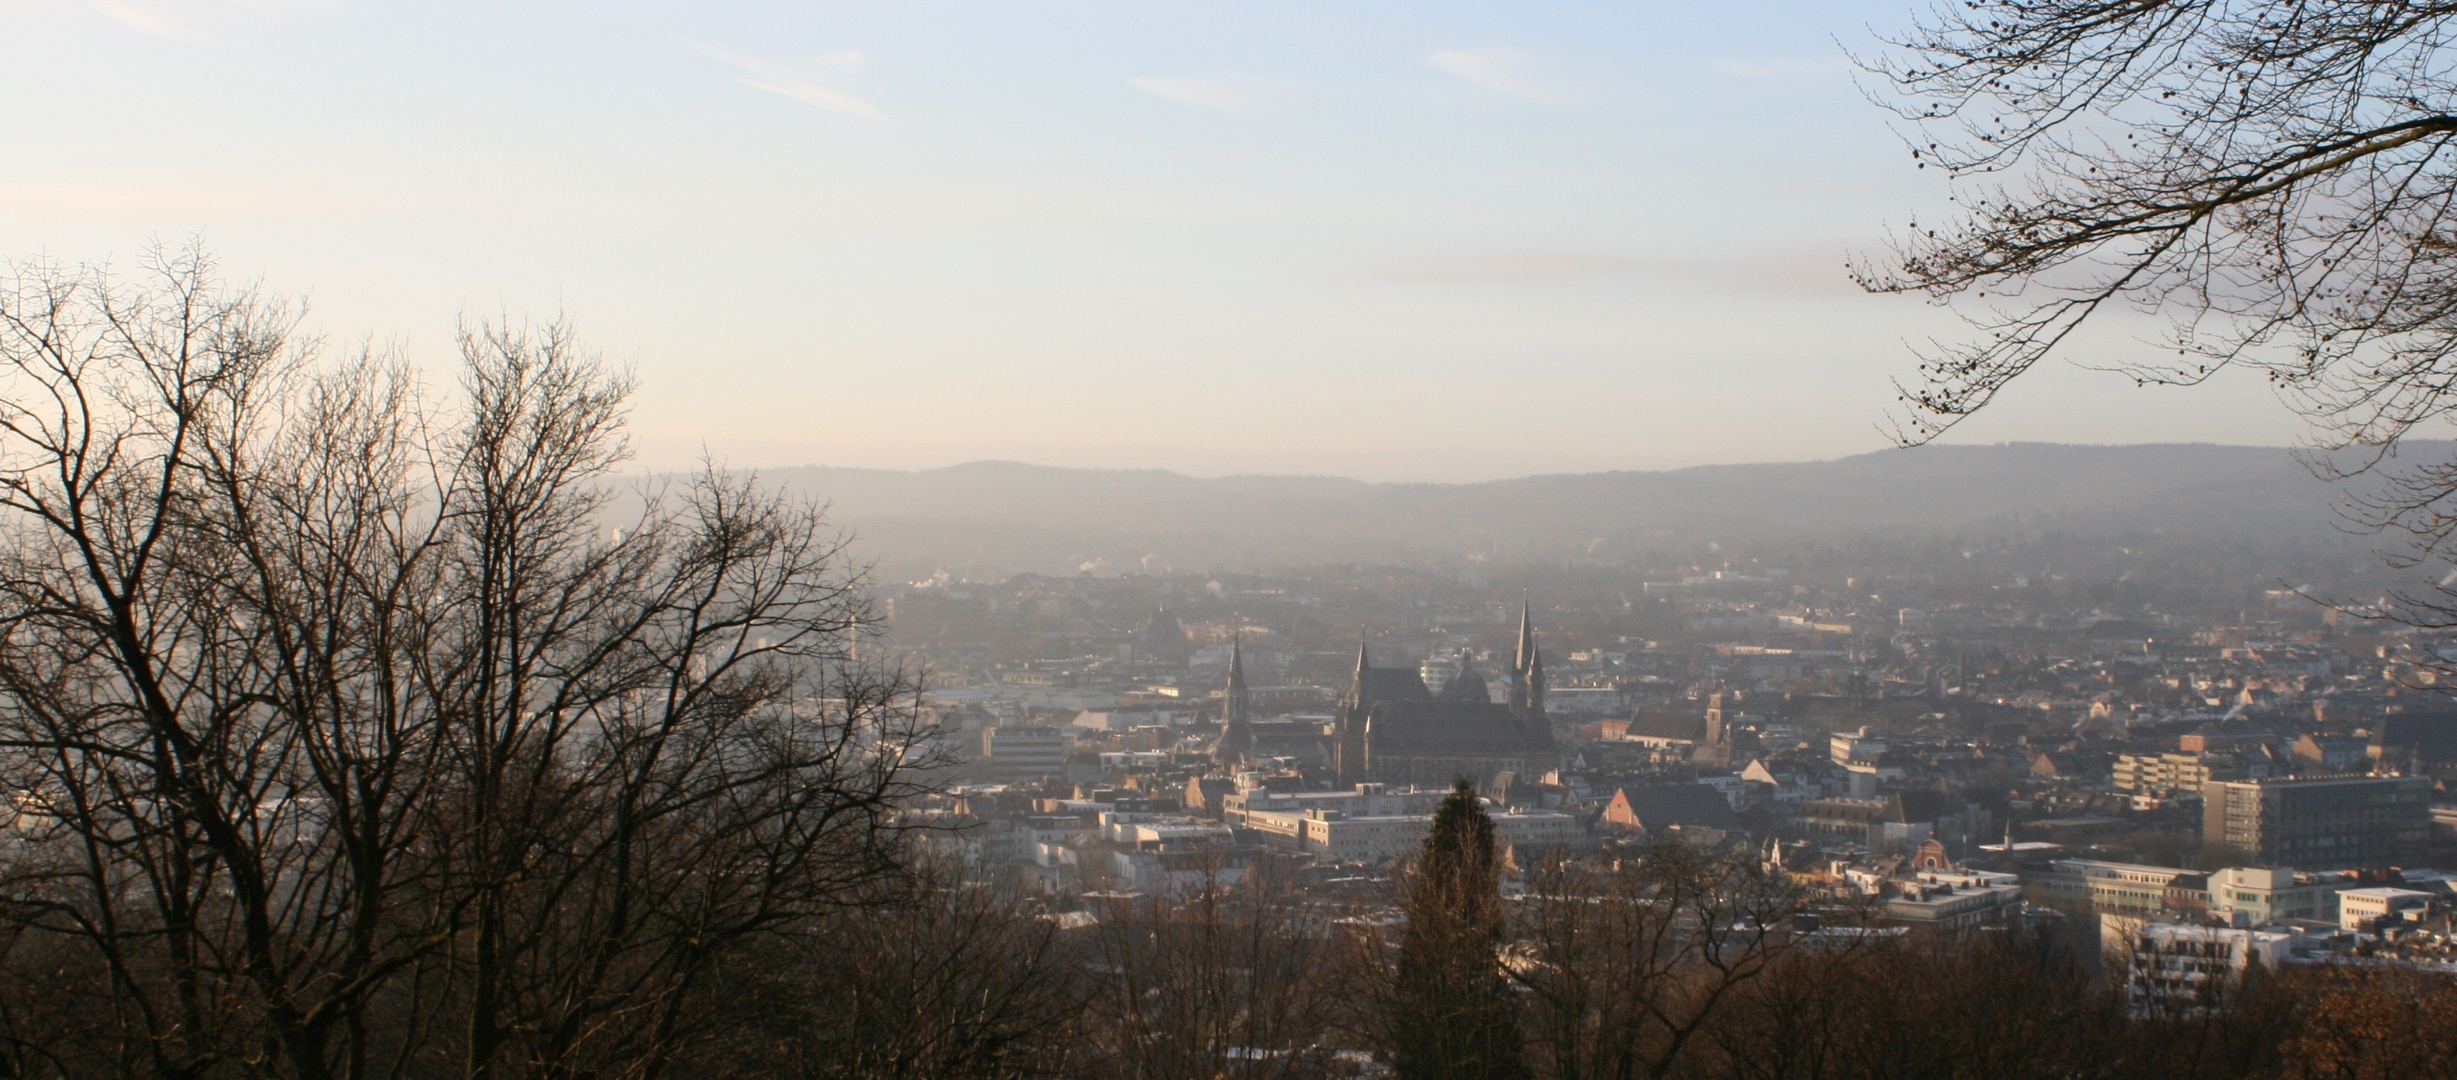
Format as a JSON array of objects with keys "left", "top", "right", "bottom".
[{"left": 0, "top": 0, "right": 2309, "bottom": 481}]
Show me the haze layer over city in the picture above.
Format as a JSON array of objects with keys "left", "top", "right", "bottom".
[{"left": 11, "top": 2, "right": 2457, "bottom": 1079}]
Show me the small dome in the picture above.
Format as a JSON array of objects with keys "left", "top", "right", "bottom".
[{"left": 1444, "top": 655, "right": 1490, "bottom": 704}]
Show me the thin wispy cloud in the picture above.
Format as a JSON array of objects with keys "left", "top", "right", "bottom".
[
  {"left": 1129, "top": 74, "right": 1277, "bottom": 112},
  {"left": 44, "top": 0, "right": 321, "bottom": 40},
  {"left": 1426, "top": 47, "right": 1542, "bottom": 97},
  {"left": 86, "top": 1, "right": 178, "bottom": 36},
  {"left": 1365, "top": 248, "right": 1858, "bottom": 297},
  {"left": 1711, "top": 56, "right": 1847, "bottom": 80},
  {"left": 696, "top": 43, "right": 886, "bottom": 122}
]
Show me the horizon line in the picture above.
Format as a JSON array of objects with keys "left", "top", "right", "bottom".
[{"left": 675, "top": 438, "right": 2350, "bottom": 487}]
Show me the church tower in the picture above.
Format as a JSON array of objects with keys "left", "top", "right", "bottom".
[
  {"left": 1696, "top": 690, "right": 1732, "bottom": 767},
  {"left": 1512, "top": 602, "right": 1547, "bottom": 715},
  {"left": 1336, "top": 637, "right": 1372, "bottom": 785},
  {"left": 1215, "top": 634, "right": 1253, "bottom": 763}
]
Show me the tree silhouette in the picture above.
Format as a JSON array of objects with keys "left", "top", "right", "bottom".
[{"left": 1392, "top": 779, "right": 1529, "bottom": 1080}]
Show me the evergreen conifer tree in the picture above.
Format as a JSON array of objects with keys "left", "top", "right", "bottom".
[{"left": 1392, "top": 778, "right": 1529, "bottom": 1080}]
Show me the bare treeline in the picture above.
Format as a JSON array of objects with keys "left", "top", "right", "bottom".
[
  {"left": 719, "top": 834, "right": 2457, "bottom": 1080},
  {"left": 0, "top": 247, "right": 939, "bottom": 1079}
]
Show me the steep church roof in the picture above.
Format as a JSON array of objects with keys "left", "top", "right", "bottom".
[
  {"left": 1623, "top": 705, "right": 1708, "bottom": 743},
  {"left": 1349, "top": 643, "right": 1433, "bottom": 704},
  {"left": 2375, "top": 709, "right": 2457, "bottom": 766},
  {"left": 1363, "top": 701, "right": 1555, "bottom": 757},
  {"left": 1605, "top": 784, "right": 1742, "bottom": 833}
]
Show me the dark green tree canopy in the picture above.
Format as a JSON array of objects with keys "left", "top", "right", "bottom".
[{"left": 1393, "top": 779, "right": 1528, "bottom": 1080}]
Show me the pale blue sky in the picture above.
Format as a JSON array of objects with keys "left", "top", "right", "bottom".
[{"left": 0, "top": 0, "right": 2303, "bottom": 480}]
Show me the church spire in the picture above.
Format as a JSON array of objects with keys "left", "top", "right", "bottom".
[
  {"left": 1226, "top": 634, "right": 1250, "bottom": 717},
  {"left": 1216, "top": 632, "right": 1254, "bottom": 763},
  {"left": 1344, "top": 635, "right": 1372, "bottom": 708},
  {"left": 1514, "top": 601, "right": 1535, "bottom": 673},
  {"left": 1512, "top": 602, "right": 1546, "bottom": 714}
]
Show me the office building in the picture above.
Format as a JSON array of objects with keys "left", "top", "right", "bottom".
[{"left": 2202, "top": 776, "right": 2432, "bottom": 869}]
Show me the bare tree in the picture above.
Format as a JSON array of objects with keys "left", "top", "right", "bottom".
[
  {"left": 1508, "top": 841, "right": 1806, "bottom": 1080},
  {"left": 0, "top": 244, "right": 940, "bottom": 1080},
  {"left": 1083, "top": 864, "right": 1344, "bottom": 1080},
  {"left": 695, "top": 861, "right": 1084, "bottom": 1080},
  {"left": 1856, "top": 1, "right": 2457, "bottom": 628}
]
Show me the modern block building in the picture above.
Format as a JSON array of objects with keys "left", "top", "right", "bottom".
[
  {"left": 2025, "top": 859, "right": 2196, "bottom": 913},
  {"left": 979, "top": 724, "right": 1071, "bottom": 780},
  {"left": 2112, "top": 751, "right": 2248, "bottom": 793},
  {"left": 2204, "top": 866, "right": 2354, "bottom": 923},
  {"left": 2201, "top": 776, "right": 2432, "bottom": 869}
]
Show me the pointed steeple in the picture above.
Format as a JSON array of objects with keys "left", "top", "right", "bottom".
[
  {"left": 1216, "top": 632, "right": 1254, "bottom": 762},
  {"left": 1225, "top": 633, "right": 1250, "bottom": 725},
  {"left": 1343, "top": 635, "right": 1373, "bottom": 710},
  {"left": 1512, "top": 602, "right": 1546, "bottom": 715},
  {"left": 1337, "top": 635, "right": 1373, "bottom": 785},
  {"left": 1514, "top": 601, "right": 1536, "bottom": 674}
]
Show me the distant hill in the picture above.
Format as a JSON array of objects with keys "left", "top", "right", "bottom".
[{"left": 739, "top": 442, "right": 2421, "bottom": 579}]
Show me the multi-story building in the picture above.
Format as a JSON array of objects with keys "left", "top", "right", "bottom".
[
  {"left": 2202, "top": 776, "right": 2433, "bottom": 869},
  {"left": 1830, "top": 728, "right": 1886, "bottom": 766},
  {"left": 2105, "top": 916, "right": 2298, "bottom": 1017},
  {"left": 1287, "top": 804, "right": 1580, "bottom": 864},
  {"left": 2205, "top": 866, "right": 2354, "bottom": 923},
  {"left": 2025, "top": 859, "right": 2194, "bottom": 913},
  {"left": 979, "top": 724, "right": 1070, "bottom": 780},
  {"left": 2112, "top": 751, "right": 2248, "bottom": 793},
  {"left": 1883, "top": 869, "right": 2026, "bottom": 939},
  {"left": 2337, "top": 886, "right": 2439, "bottom": 932},
  {"left": 1223, "top": 783, "right": 1447, "bottom": 840}
]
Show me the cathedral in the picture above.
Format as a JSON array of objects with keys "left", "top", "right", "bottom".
[{"left": 1331, "top": 604, "right": 1560, "bottom": 789}]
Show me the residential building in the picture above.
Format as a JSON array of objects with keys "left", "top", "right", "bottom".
[
  {"left": 2111, "top": 751, "right": 2247, "bottom": 793},
  {"left": 2291, "top": 734, "right": 2370, "bottom": 772}
]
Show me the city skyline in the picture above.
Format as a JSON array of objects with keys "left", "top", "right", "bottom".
[{"left": 0, "top": 0, "right": 2312, "bottom": 481}]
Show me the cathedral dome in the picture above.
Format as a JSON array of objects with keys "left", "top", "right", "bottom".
[{"left": 1443, "top": 654, "right": 1490, "bottom": 704}]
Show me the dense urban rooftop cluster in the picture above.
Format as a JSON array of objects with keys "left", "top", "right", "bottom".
[{"left": 884, "top": 540, "right": 2457, "bottom": 982}]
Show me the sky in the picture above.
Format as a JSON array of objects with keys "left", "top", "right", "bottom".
[{"left": 0, "top": 0, "right": 2312, "bottom": 481}]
